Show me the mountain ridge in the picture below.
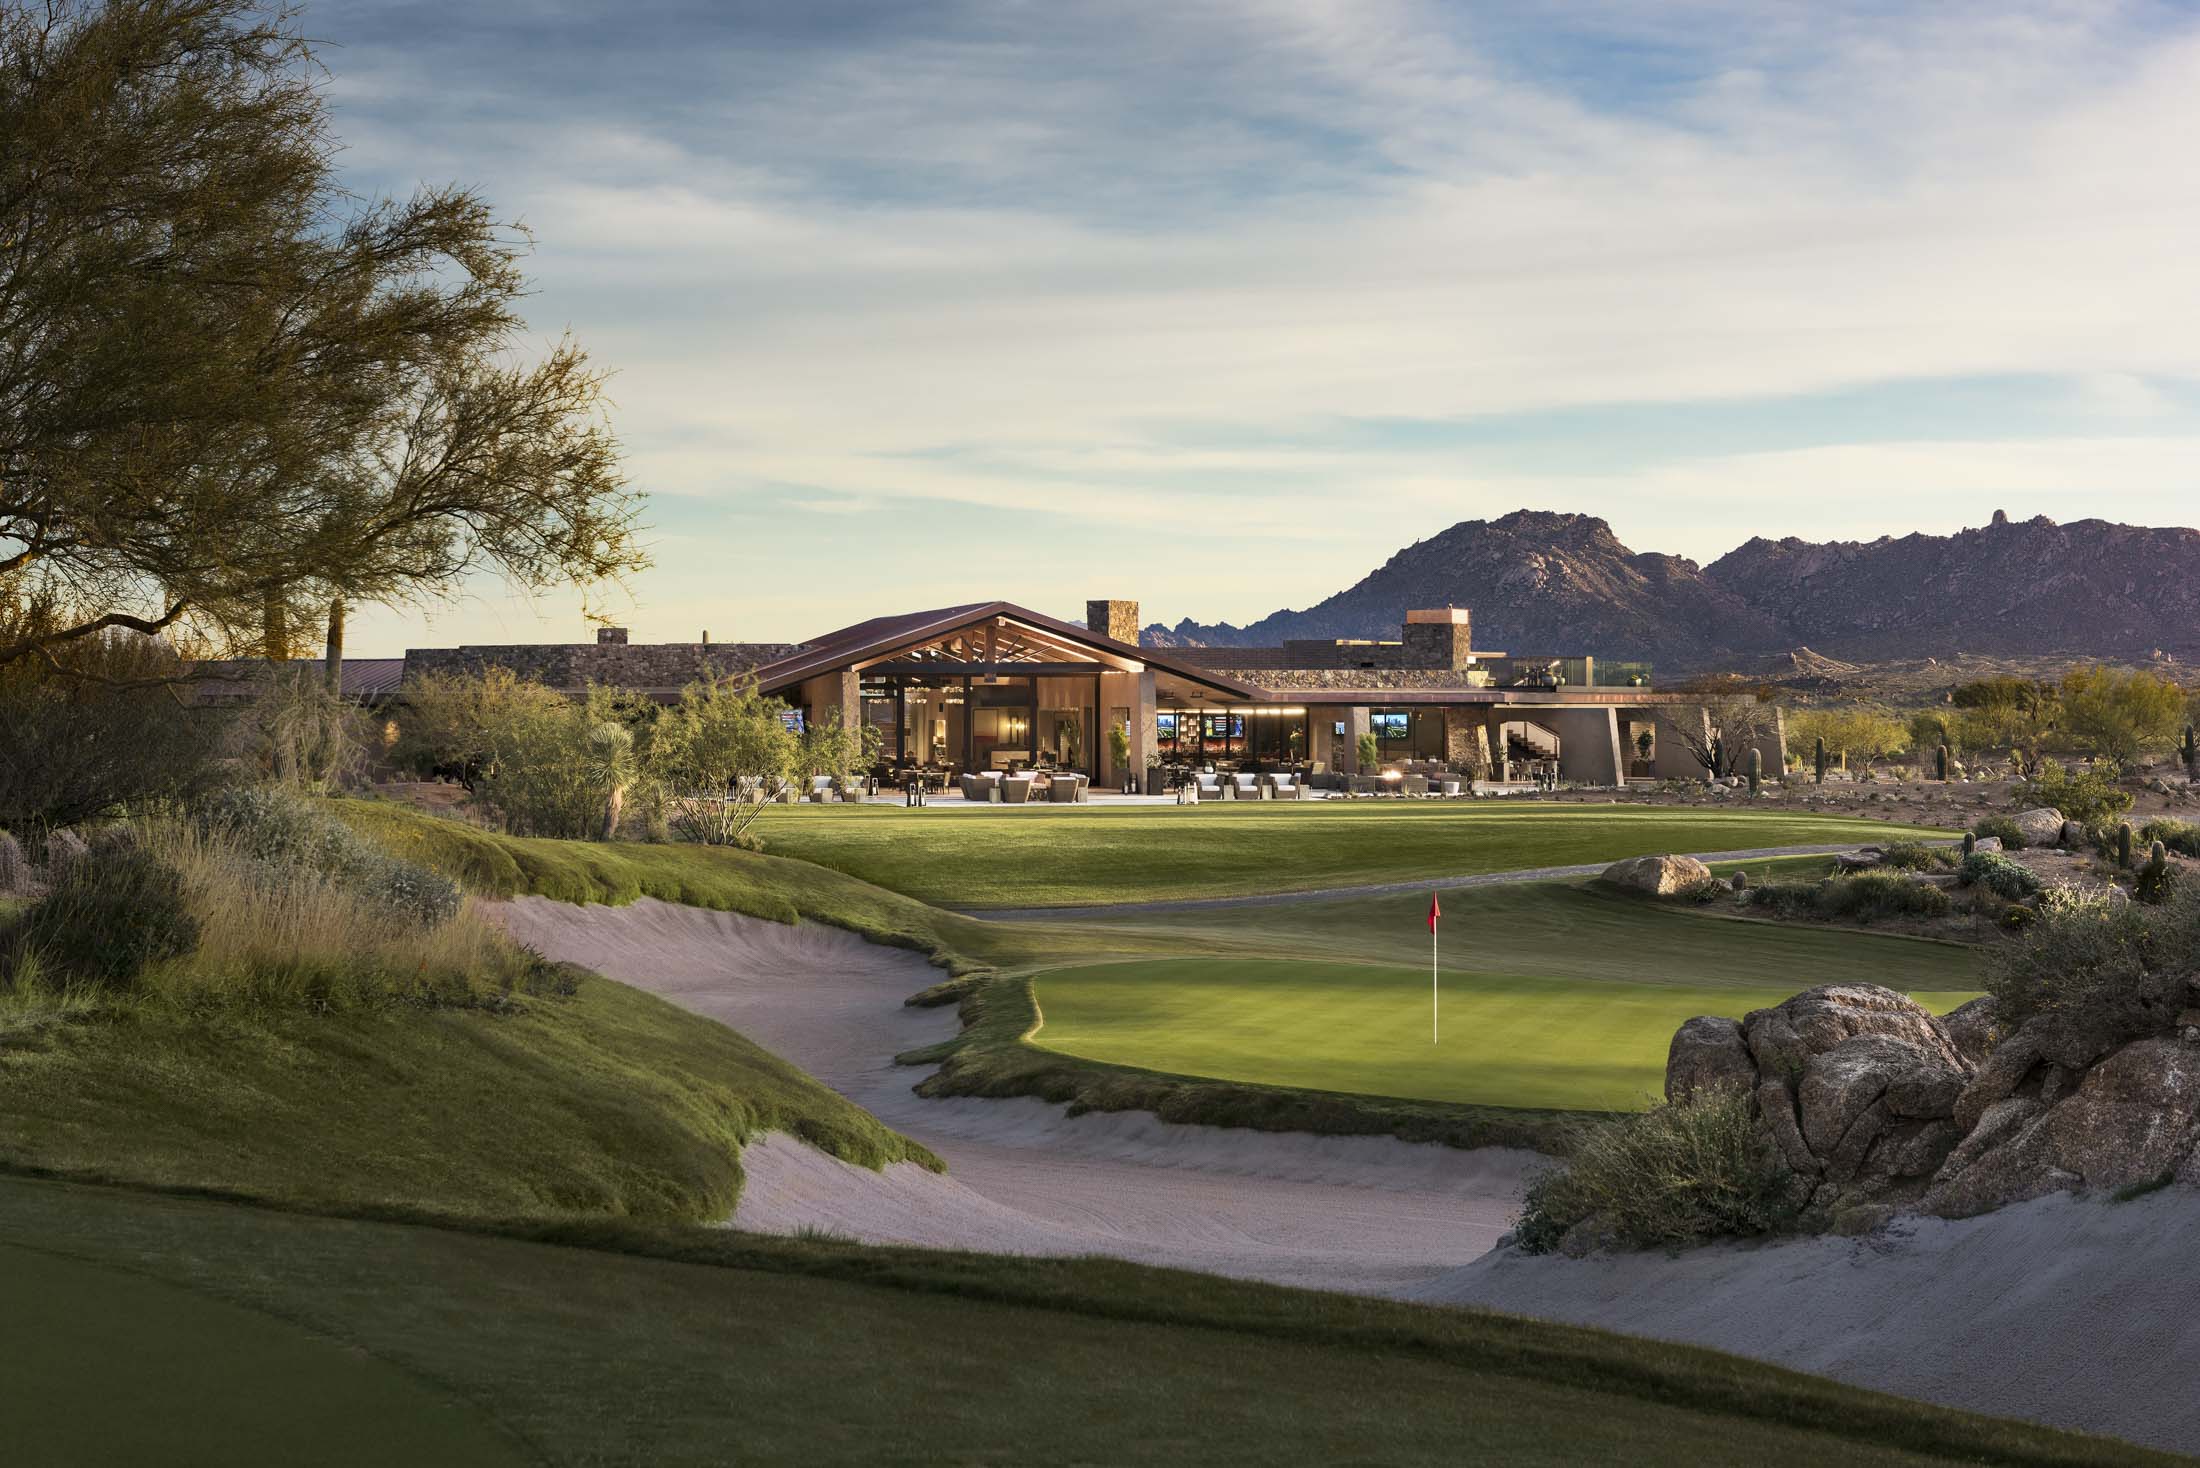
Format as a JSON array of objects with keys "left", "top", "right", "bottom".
[{"left": 1143, "top": 509, "right": 2200, "bottom": 667}]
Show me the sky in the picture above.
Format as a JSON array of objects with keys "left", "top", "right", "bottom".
[{"left": 316, "top": 0, "right": 2200, "bottom": 655}]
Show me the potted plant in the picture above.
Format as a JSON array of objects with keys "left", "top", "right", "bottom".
[{"left": 1108, "top": 720, "right": 1132, "bottom": 793}]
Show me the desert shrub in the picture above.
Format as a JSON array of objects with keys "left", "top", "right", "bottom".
[
  {"left": 1743, "top": 879, "right": 1819, "bottom": 919},
  {"left": 3, "top": 845, "right": 201, "bottom": 989},
  {"left": 1971, "top": 815, "right": 2029, "bottom": 849},
  {"left": 0, "top": 832, "right": 25, "bottom": 894},
  {"left": 1960, "top": 851, "right": 2041, "bottom": 901},
  {"left": 1878, "top": 840, "right": 1955, "bottom": 872},
  {"left": 1988, "top": 883, "right": 2200, "bottom": 1058},
  {"left": 1816, "top": 871, "right": 1951, "bottom": 923},
  {"left": 2057, "top": 666, "right": 2185, "bottom": 763},
  {"left": 238, "top": 666, "right": 370, "bottom": 791},
  {"left": 472, "top": 685, "right": 653, "bottom": 841},
  {"left": 649, "top": 678, "right": 800, "bottom": 848},
  {"left": 1514, "top": 1090, "right": 1801, "bottom": 1253},
  {"left": 2012, "top": 762, "right": 2132, "bottom": 826},
  {"left": 0, "top": 608, "right": 228, "bottom": 829},
  {"left": 2140, "top": 820, "right": 2200, "bottom": 859},
  {"left": 2135, "top": 858, "right": 2180, "bottom": 907},
  {"left": 195, "top": 787, "right": 459, "bottom": 926}
]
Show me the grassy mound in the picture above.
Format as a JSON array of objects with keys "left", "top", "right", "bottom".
[
  {"left": 0, "top": 804, "right": 937, "bottom": 1223},
  {"left": 4, "top": 1177, "right": 2167, "bottom": 1468},
  {"left": 746, "top": 801, "right": 1947, "bottom": 908},
  {"left": 335, "top": 797, "right": 1000, "bottom": 971},
  {"left": 0, "top": 968, "right": 936, "bottom": 1219}
]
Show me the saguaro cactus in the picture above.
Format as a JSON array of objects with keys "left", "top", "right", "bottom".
[
  {"left": 1963, "top": 831, "right": 1977, "bottom": 858},
  {"left": 2118, "top": 821, "right": 2135, "bottom": 869},
  {"left": 1747, "top": 747, "right": 1763, "bottom": 795},
  {"left": 1935, "top": 743, "right": 1950, "bottom": 782},
  {"left": 2185, "top": 723, "right": 2198, "bottom": 776},
  {"left": 1814, "top": 735, "right": 1828, "bottom": 784}
]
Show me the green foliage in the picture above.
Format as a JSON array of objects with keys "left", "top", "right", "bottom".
[
  {"left": 1783, "top": 705, "right": 1907, "bottom": 767},
  {"left": 3, "top": 845, "right": 200, "bottom": 989},
  {"left": 649, "top": 678, "right": 799, "bottom": 847},
  {"left": 1356, "top": 730, "right": 1380, "bottom": 771},
  {"left": 238, "top": 666, "right": 366, "bottom": 792},
  {"left": 1960, "top": 851, "right": 2041, "bottom": 901},
  {"left": 2013, "top": 762, "right": 2133, "bottom": 826},
  {"left": 2057, "top": 666, "right": 2186, "bottom": 762},
  {"left": 0, "top": 605, "right": 228, "bottom": 829},
  {"left": 1515, "top": 1091, "right": 1801, "bottom": 1253},
  {"left": 0, "top": 0, "right": 643, "bottom": 672},
  {"left": 1972, "top": 815, "right": 2030, "bottom": 849},
  {"left": 473, "top": 685, "right": 653, "bottom": 841},
  {"left": 1987, "top": 884, "right": 2200, "bottom": 1054},
  {"left": 1745, "top": 872, "right": 1951, "bottom": 924},
  {"left": 196, "top": 786, "right": 460, "bottom": 926},
  {"left": 1877, "top": 840, "right": 1956, "bottom": 872},
  {"left": 390, "top": 667, "right": 571, "bottom": 786},
  {"left": 2139, "top": 819, "right": 2200, "bottom": 858}
]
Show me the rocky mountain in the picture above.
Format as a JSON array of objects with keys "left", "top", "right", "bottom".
[{"left": 1147, "top": 509, "right": 2200, "bottom": 667}]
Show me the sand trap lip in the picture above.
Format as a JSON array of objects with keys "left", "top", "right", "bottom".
[
  {"left": 487, "top": 895, "right": 1534, "bottom": 1294},
  {"left": 1424, "top": 1190, "right": 2200, "bottom": 1455}
]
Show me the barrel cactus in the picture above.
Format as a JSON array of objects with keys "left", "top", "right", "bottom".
[{"left": 1962, "top": 831, "right": 1977, "bottom": 858}]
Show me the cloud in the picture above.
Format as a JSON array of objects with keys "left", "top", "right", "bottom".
[{"left": 324, "top": 0, "right": 2200, "bottom": 652}]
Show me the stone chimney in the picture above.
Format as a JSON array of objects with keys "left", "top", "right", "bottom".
[
  {"left": 1401, "top": 607, "right": 1473, "bottom": 669},
  {"left": 596, "top": 626, "right": 629, "bottom": 645},
  {"left": 1086, "top": 599, "right": 1141, "bottom": 645}
]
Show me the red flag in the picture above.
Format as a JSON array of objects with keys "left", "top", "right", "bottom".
[{"left": 1427, "top": 892, "right": 1441, "bottom": 932}]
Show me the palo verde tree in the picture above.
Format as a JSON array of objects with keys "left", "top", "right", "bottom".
[
  {"left": 1666, "top": 677, "right": 1781, "bottom": 779},
  {"left": 0, "top": 0, "right": 645, "bottom": 673}
]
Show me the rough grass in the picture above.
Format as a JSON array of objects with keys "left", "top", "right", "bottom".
[
  {"left": 748, "top": 801, "right": 1947, "bottom": 908},
  {"left": 334, "top": 796, "right": 1003, "bottom": 972},
  {"left": 0, "top": 967, "right": 937, "bottom": 1219},
  {"left": 3, "top": 1176, "right": 2170, "bottom": 1468}
]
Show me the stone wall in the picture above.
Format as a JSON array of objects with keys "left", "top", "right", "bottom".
[
  {"left": 1087, "top": 599, "right": 1141, "bottom": 645},
  {"left": 402, "top": 641, "right": 801, "bottom": 695},
  {"left": 1214, "top": 666, "right": 1495, "bottom": 692}
]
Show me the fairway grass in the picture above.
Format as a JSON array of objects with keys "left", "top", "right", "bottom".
[
  {"left": 0, "top": 1178, "right": 2168, "bottom": 1468},
  {"left": 753, "top": 800, "right": 1948, "bottom": 907}
]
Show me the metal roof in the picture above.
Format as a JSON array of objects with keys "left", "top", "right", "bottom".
[
  {"left": 191, "top": 658, "right": 408, "bottom": 705},
  {"left": 751, "top": 601, "right": 1263, "bottom": 701}
]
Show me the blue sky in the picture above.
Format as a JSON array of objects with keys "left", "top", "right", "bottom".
[{"left": 317, "top": 0, "right": 2200, "bottom": 653}]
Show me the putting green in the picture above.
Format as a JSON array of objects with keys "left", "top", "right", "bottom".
[
  {"left": 1032, "top": 881, "right": 1984, "bottom": 1112},
  {"left": 1035, "top": 960, "right": 1980, "bottom": 1112}
]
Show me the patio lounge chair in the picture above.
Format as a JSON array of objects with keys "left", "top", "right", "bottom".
[
  {"left": 805, "top": 775, "right": 835, "bottom": 804},
  {"left": 957, "top": 772, "right": 1000, "bottom": 802},
  {"left": 1001, "top": 773, "right": 1037, "bottom": 804},
  {"left": 1232, "top": 773, "right": 1261, "bottom": 800},
  {"left": 1196, "top": 771, "right": 1226, "bottom": 801},
  {"left": 1265, "top": 773, "right": 1303, "bottom": 800},
  {"left": 1048, "top": 772, "right": 1086, "bottom": 803}
]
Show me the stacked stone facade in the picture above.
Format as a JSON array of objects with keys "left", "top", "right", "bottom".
[
  {"left": 1086, "top": 599, "right": 1142, "bottom": 645},
  {"left": 402, "top": 637, "right": 801, "bottom": 696}
]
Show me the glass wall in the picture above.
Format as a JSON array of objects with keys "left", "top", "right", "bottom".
[
  {"left": 1155, "top": 707, "right": 1306, "bottom": 766},
  {"left": 1373, "top": 707, "right": 1446, "bottom": 760}
]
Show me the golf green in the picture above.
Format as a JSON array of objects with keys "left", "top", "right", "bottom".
[
  {"left": 1034, "top": 959, "right": 1981, "bottom": 1112},
  {"left": 1031, "top": 880, "right": 1984, "bottom": 1112}
]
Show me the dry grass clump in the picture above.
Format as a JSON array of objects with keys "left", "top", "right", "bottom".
[{"left": 1, "top": 809, "right": 546, "bottom": 1021}]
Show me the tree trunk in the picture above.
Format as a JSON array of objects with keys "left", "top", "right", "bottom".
[
  {"left": 603, "top": 783, "right": 625, "bottom": 842},
  {"left": 264, "top": 594, "right": 290, "bottom": 661},
  {"left": 323, "top": 598, "right": 346, "bottom": 693}
]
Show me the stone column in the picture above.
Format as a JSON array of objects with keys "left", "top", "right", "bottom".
[
  {"left": 1542, "top": 706, "right": 1624, "bottom": 787},
  {"left": 1341, "top": 706, "right": 1372, "bottom": 774}
]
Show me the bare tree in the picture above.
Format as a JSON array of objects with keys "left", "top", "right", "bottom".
[{"left": 1666, "top": 678, "right": 1782, "bottom": 779}]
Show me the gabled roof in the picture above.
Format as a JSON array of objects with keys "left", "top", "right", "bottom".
[
  {"left": 190, "top": 658, "right": 408, "bottom": 705},
  {"left": 752, "top": 601, "right": 1262, "bottom": 700}
]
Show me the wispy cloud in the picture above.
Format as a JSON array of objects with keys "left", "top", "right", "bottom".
[{"left": 318, "top": 0, "right": 2200, "bottom": 650}]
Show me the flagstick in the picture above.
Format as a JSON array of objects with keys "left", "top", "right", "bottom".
[{"left": 1431, "top": 920, "right": 1439, "bottom": 1045}]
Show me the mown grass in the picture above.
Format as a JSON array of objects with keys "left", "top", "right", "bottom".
[
  {"left": 749, "top": 800, "right": 1947, "bottom": 908},
  {"left": 1, "top": 1176, "right": 2170, "bottom": 1468},
  {"left": 0, "top": 966, "right": 936, "bottom": 1219}
]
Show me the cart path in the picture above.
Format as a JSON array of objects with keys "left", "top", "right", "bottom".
[
  {"left": 488, "top": 896, "right": 1538, "bottom": 1297},
  {"left": 960, "top": 842, "right": 1881, "bottom": 921}
]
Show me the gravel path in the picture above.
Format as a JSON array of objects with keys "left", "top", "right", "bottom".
[
  {"left": 961, "top": 843, "right": 1866, "bottom": 920},
  {"left": 489, "top": 896, "right": 1535, "bottom": 1296}
]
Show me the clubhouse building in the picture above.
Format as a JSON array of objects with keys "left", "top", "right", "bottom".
[{"left": 399, "top": 598, "right": 1782, "bottom": 793}]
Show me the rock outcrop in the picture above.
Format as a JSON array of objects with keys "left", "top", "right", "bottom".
[
  {"left": 1664, "top": 986, "right": 2200, "bottom": 1227},
  {"left": 1601, "top": 853, "right": 1712, "bottom": 897},
  {"left": 2009, "top": 807, "right": 2067, "bottom": 847}
]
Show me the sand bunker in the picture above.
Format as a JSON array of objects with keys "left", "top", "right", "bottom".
[
  {"left": 1427, "top": 1191, "right": 2200, "bottom": 1454},
  {"left": 489, "top": 896, "right": 1534, "bottom": 1294}
]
